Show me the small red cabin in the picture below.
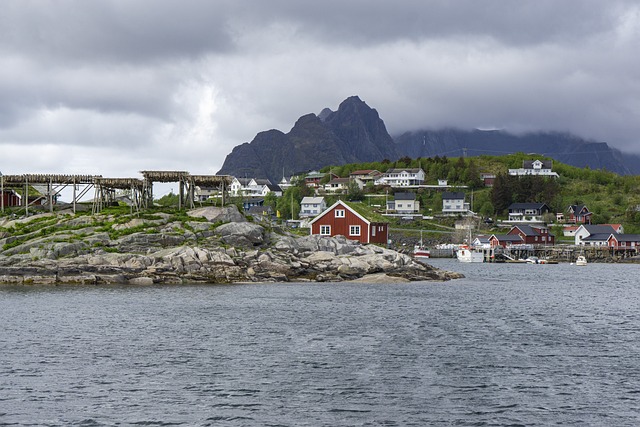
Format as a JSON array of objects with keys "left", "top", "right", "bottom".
[
  {"left": 309, "top": 200, "right": 388, "bottom": 244},
  {"left": 1, "top": 190, "right": 21, "bottom": 207}
]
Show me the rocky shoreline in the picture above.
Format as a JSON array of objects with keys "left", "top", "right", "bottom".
[{"left": 0, "top": 206, "right": 463, "bottom": 285}]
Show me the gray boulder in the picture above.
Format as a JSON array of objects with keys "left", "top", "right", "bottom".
[
  {"left": 215, "top": 222, "right": 264, "bottom": 247},
  {"left": 187, "top": 206, "right": 246, "bottom": 223}
]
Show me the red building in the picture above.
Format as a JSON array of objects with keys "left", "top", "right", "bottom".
[
  {"left": 508, "top": 225, "right": 555, "bottom": 245},
  {"left": 489, "top": 234, "right": 524, "bottom": 248},
  {"left": 567, "top": 205, "right": 592, "bottom": 224},
  {"left": 1, "top": 190, "right": 21, "bottom": 207},
  {"left": 309, "top": 200, "right": 388, "bottom": 244},
  {"left": 607, "top": 234, "right": 640, "bottom": 249}
]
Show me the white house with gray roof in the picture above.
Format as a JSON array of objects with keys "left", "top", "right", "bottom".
[
  {"left": 386, "top": 192, "right": 420, "bottom": 214},
  {"left": 375, "top": 168, "right": 425, "bottom": 187},
  {"left": 574, "top": 224, "right": 619, "bottom": 246},
  {"left": 299, "top": 196, "right": 326, "bottom": 218},
  {"left": 442, "top": 192, "right": 470, "bottom": 215},
  {"left": 509, "top": 159, "right": 559, "bottom": 178}
]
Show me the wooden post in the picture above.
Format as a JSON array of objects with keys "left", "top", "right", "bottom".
[
  {"left": 24, "top": 176, "right": 28, "bottom": 216},
  {"left": 49, "top": 177, "right": 53, "bottom": 213},
  {"left": 221, "top": 179, "right": 225, "bottom": 207},
  {"left": 73, "top": 177, "right": 77, "bottom": 214}
]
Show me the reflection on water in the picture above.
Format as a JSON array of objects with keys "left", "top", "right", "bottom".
[{"left": 1, "top": 263, "right": 640, "bottom": 425}]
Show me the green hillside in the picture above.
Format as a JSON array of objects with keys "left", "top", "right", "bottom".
[{"left": 309, "top": 153, "right": 640, "bottom": 234}]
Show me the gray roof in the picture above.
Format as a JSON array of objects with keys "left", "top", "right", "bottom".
[
  {"left": 253, "top": 178, "right": 272, "bottom": 186},
  {"left": 612, "top": 234, "right": 640, "bottom": 242},
  {"left": 394, "top": 192, "right": 416, "bottom": 200},
  {"left": 386, "top": 168, "right": 424, "bottom": 174},
  {"left": 511, "top": 225, "right": 547, "bottom": 236},
  {"left": 247, "top": 205, "right": 273, "bottom": 216},
  {"left": 492, "top": 234, "right": 524, "bottom": 242},
  {"left": 582, "top": 224, "right": 616, "bottom": 234},
  {"left": 508, "top": 202, "right": 550, "bottom": 211},
  {"left": 568, "top": 204, "right": 590, "bottom": 214},
  {"left": 442, "top": 191, "right": 465, "bottom": 200},
  {"left": 582, "top": 233, "right": 612, "bottom": 242}
]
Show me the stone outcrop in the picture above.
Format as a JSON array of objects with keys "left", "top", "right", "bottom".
[{"left": 0, "top": 206, "right": 463, "bottom": 285}]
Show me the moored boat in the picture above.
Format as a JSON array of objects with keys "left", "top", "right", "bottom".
[
  {"left": 524, "top": 256, "right": 557, "bottom": 264},
  {"left": 575, "top": 255, "right": 587, "bottom": 266},
  {"left": 413, "top": 230, "right": 431, "bottom": 263},
  {"left": 413, "top": 245, "right": 431, "bottom": 263},
  {"left": 456, "top": 245, "right": 485, "bottom": 263}
]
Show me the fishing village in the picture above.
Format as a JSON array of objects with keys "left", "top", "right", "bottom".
[{"left": 1, "top": 152, "right": 640, "bottom": 281}]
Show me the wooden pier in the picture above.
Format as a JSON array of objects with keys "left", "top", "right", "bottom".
[
  {"left": 498, "top": 245, "right": 638, "bottom": 263},
  {"left": 1, "top": 174, "right": 100, "bottom": 215},
  {"left": 1, "top": 171, "right": 233, "bottom": 214}
]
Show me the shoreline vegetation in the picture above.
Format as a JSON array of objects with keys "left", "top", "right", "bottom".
[{"left": 0, "top": 206, "right": 462, "bottom": 286}]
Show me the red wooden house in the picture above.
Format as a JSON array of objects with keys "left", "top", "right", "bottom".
[
  {"left": 567, "top": 205, "right": 593, "bottom": 224},
  {"left": 508, "top": 225, "right": 555, "bottom": 245},
  {"left": 1, "top": 190, "right": 21, "bottom": 207},
  {"left": 309, "top": 200, "right": 388, "bottom": 244},
  {"left": 607, "top": 234, "right": 640, "bottom": 249},
  {"left": 489, "top": 234, "right": 524, "bottom": 248}
]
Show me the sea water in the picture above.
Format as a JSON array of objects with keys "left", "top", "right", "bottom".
[{"left": 1, "top": 261, "right": 639, "bottom": 426}]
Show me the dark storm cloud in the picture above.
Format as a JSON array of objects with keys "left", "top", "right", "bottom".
[
  {"left": 0, "top": 0, "right": 235, "bottom": 64},
  {"left": 0, "top": 0, "right": 639, "bottom": 177},
  {"left": 233, "top": 0, "right": 623, "bottom": 49}
]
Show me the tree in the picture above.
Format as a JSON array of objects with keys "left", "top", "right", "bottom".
[
  {"left": 490, "top": 174, "right": 513, "bottom": 214},
  {"left": 156, "top": 192, "right": 179, "bottom": 207},
  {"left": 479, "top": 201, "right": 494, "bottom": 218},
  {"left": 276, "top": 186, "right": 302, "bottom": 220},
  {"left": 263, "top": 192, "right": 278, "bottom": 210},
  {"left": 347, "top": 180, "right": 364, "bottom": 201}
]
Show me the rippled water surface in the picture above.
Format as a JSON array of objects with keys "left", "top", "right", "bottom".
[{"left": 2, "top": 261, "right": 640, "bottom": 426}]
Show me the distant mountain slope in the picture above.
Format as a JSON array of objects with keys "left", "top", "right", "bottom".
[
  {"left": 217, "top": 96, "right": 398, "bottom": 182},
  {"left": 394, "top": 129, "right": 640, "bottom": 175},
  {"left": 218, "top": 96, "right": 640, "bottom": 179}
]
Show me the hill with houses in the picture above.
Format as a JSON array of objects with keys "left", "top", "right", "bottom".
[
  {"left": 3, "top": 153, "right": 640, "bottom": 263},
  {"left": 213, "top": 152, "right": 640, "bottom": 259}
]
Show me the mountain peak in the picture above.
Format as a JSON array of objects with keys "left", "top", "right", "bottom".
[{"left": 217, "top": 96, "right": 397, "bottom": 181}]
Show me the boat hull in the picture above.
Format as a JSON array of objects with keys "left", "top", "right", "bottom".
[
  {"left": 575, "top": 256, "right": 587, "bottom": 266},
  {"left": 456, "top": 249, "right": 484, "bottom": 263}
]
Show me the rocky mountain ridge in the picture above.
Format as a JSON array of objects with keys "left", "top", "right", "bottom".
[{"left": 217, "top": 96, "right": 640, "bottom": 180}]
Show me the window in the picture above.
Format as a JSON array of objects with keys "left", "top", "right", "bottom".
[
  {"left": 320, "top": 225, "right": 331, "bottom": 235},
  {"left": 335, "top": 209, "right": 345, "bottom": 218},
  {"left": 349, "top": 225, "right": 361, "bottom": 236}
]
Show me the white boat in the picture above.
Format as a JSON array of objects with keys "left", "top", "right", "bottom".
[
  {"left": 413, "top": 245, "right": 431, "bottom": 263},
  {"left": 456, "top": 245, "right": 485, "bottom": 263},
  {"left": 575, "top": 255, "right": 587, "bottom": 266},
  {"left": 524, "top": 256, "right": 557, "bottom": 264},
  {"left": 413, "top": 230, "right": 431, "bottom": 263}
]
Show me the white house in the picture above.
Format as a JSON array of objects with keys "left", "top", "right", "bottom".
[
  {"left": 375, "top": 168, "right": 425, "bottom": 187},
  {"left": 229, "top": 177, "right": 251, "bottom": 196},
  {"left": 386, "top": 192, "right": 420, "bottom": 214},
  {"left": 509, "top": 159, "right": 559, "bottom": 178},
  {"left": 257, "top": 183, "right": 282, "bottom": 197},
  {"left": 442, "top": 192, "right": 470, "bottom": 215},
  {"left": 507, "top": 203, "right": 552, "bottom": 223},
  {"left": 574, "top": 224, "right": 619, "bottom": 246},
  {"left": 300, "top": 196, "right": 327, "bottom": 218}
]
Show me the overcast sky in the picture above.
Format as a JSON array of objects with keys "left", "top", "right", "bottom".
[{"left": 2, "top": 0, "right": 639, "bottom": 182}]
